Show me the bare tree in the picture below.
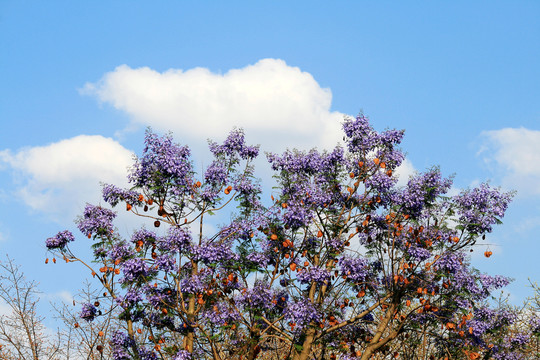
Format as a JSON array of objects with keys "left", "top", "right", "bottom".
[
  {"left": 0, "top": 255, "right": 63, "bottom": 360},
  {"left": 52, "top": 280, "right": 121, "bottom": 360}
]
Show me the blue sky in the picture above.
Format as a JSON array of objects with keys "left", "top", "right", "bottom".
[{"left": 1, "top": 1, "right": 539, "bottom": 326}]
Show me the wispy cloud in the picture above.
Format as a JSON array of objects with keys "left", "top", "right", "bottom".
[{"left": 479, "top": 127, "right": 540, "bottom": 196}]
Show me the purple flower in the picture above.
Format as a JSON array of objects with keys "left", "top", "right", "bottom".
[
  {"left": 208, "top": 128, "right": 259, "bottom": 160},
  {"left": 115, "top": 289, "right": 143, "bottom": 309},
  {"left": 80, "top": 303, "right": 97, "bottom": 322},
  {"left": 158, "top": 226, "right": 191, "bottom": 253},
  {"left": 172, "top": 350, "right": 192, "bottom": 360},
  {"left": 107, "top": 241, "right": 134, "bottom": 262},
  {"left": 121, "top": 258, "right": 152, "bottom": 284},
  {"left": 102, "top": 183, "right": 142, "bottom": 207},
  {"left": 296, "top": 266, "right": 331, "bottom": 285},
  {"left": 338, "top": 256, "right": 369, "bottom": 283},
  {"left": 246, "top": 252, "right": 270, "bottom": 267},
  {"left": 200, "top": 301, "right": 242, "bottom": 327},
  {"left": 76, "top": 203, "right": 116, "bottom": 236},
  {"left": 454, "top": 183, "right": 514, "bottom": 234},
  {"left": 407, "top": 245, "right": 431, "bottom": 261},
  {"left": 204, "top": 160, "right": 228, "bottom": 187},
  {"left": 237, "top": 280, "right": 274, "bottom": 312},
  {"left": 192, "top": 241, "right": 237, "bottom": 265},
  {"left": 531, "top": 315, "right": 540, "bottom": 335},
  {"left": 285, "top": 298, "right": 321, "bottom": 332},
  {"left": 155, "top": 254, "right": 176, "bottom": 272},
  {"left": 393, "top": 168, "right": 453, "bottom": 218},
  {"left": 45, "top": 230, "right": 74, "bottom": 250},
  {"left": 129, "top": 129, "right": 193, "bottom": 196},
  {"left": 110, "top": 330, "right": 135, "bottom": 360},
  {"left": 131, "top": 228, "right": 157, "bottom": 247}
]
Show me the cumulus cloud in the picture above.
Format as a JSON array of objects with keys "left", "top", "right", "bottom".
[
  {"left": 82, "top": 58, "right": 345, "bottom": 153},
  {"left": 0, "top": 135, "right": 134, "bottom": 223},
  {"left": 479, "top": 127, "right": 540, "bottom": 196}
]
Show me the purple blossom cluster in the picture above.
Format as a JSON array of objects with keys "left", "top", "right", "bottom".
[
  {"left": 200, "top": 301, "right": 241, "bottom": 327},
  {"left": 338, "top": 256, "right": 369, "bottom": 283},
  {"left": 115, "top": 288, "right": 143, "bottom": 309},
  {"left": 266, "top": 147, "right": 345, "bottom": 220},
  {"left": 102, "top": 183, "right": 142, "bottom": 207},
  {"left": 45, "top": 230, "right": 74, "bottom": 250},
  {"left": 296, "top": 266, "right": 331, "bottom": 285},
  {"left": 144, "top": 286, "right": 176, "bottom": 308},
  {"left": 469, "top": 307, "right": 517, "bottom": 337},
  {"left": 393, "top": 168, "right": 452, "bottom": 218},
  {"left": 120, "top": 258, "right": 153, "bottom": 284},
  {"left": 531, "top": 315, "right": 540, "bottom": 335},
  {"left": 364, "top": 171, "right": 398, "bottom": 194},
  {"left": 172, "top": 350, "right": 192, "bottom": 360},
  {"left": 109, "top": 330, "right": 134, "bottom": 356},
  {"left": 246, "top": 252, "right": 270, "bottom": 267},
  {"left": 407, "top": 245, "right": 431, "bottom": 261},
  {"left": 179, "top": 273, "right": 208, "bottom": 295},
  {"left": 129, "top": 129, "right": 193, "bottom": 195},
  {"left": 342, "top": 115, "right": 404, "bottom": 169},
  {"left": 237, "top": 280, "right": 274, "bottom": 312},
  {"left": 454, "top": 183, "right": 514, "bottom": 234},
  {"left": 285, "top": 298, "right": 321, "bottom": 332},
  {"left": 76, "top": 203, "right": 116, "bottom": 236},
  {"left": 131, "top": 228, "right": 157, "bottom": 245},
  {"left": 107, "top": 241, "right": 134, "bottom": 262},
  {"left": 191, "top": 241, "right": 238, "bottom": 265},
  {"left": 154, "top": 254, "right": 176, "bottom": 272},
  {"left": 208, "top": 128, "right": 259, "bottom": 160},
  {"left": 478, "top": 274, "right": 511, "bottom": 294},
  {"left": 80, "top": 303, "right": 97, "bottom": 322},
  {"left": 435, "top": 252, "right": 465, "bottom": 274},
  {"left": 158, "top": 226, "right": 191, "bottom": 253},
  {"left": 204, "top": 160, "right": 228, "bottom": 187}
]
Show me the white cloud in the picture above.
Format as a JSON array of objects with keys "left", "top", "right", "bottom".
[
  {"left": 82, "top": 58, "right": 345, "bottom": 153},
  {"left": 394, "top": 158, "right": 416, "bottom": 188},
  {"left": 0, "top": 135, "right": 134, "bottom": 223},
  {"left": 479, "top": 127, "right": 540, "bottom": 196}
]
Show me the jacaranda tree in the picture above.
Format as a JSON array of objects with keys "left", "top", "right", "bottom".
[{"left": 45, "top": 115, "right": 535, "bottom": 359}]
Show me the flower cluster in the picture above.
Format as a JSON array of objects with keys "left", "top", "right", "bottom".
[
  {"left": 338, "top": 256, "right": 369, "bottom": 283},
  {"left": 200, "top": 301, "right": 242, "bottom": 327},
  {"left": 109, "top": 330, "right": 135, "bottom": 360},
  {"left": 208, "top": 128, "right": 259, "bottom": 160},
  {"left": 115, "top": 289, "right": 143, "bottom": 309},
  {"left": 158, "top": 227, "right": 191, "bottom": 253},
  {"left": 237, "top": 280, "right": 274, "bottom": 312},
  {"left": 296, "top": 266, "right": 331, "bottom": 285},
  {"left": 80, "top": 303, "right": 97, "bottom": 322},
  {"left": 120, "top": 258, "right": 153, "bottom": 284},
  {"left": 129, "top": 129, "right": 194, "bottom": 196},
  {"left": 285, "top": 299, "right": 321, "bottom": 332},
  {"left": 102, "top": 183, "right": 142, "bottom": 207},
  {"left": 392, "top": 168, "right": 452, "bottom": 218},
  {"left": 45, "top": 230, "right": 74, "bottom": 250},
  {"left": 76, "top": 203, "right": 116, "bottom": 236},
  {"left": 454, "top": 183, "right": 514, "bottom": 234},
  {"left": 172, "top": 350, "right": 192, "bottom": 360},
  {"left": 192, "top": 241, "right": 238, "bottom": 265}
]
